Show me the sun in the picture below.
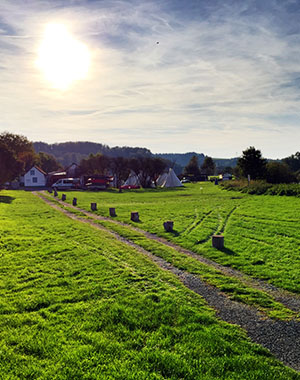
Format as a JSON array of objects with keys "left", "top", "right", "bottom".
[{"left": 37, "top": 23, "right": 90, "bottom": 90}]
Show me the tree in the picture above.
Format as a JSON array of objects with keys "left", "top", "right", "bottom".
[
  {"left": 128, "top": 156, "right": 167, "bottom": 188},
  {"left": 0, "top": 142, "right": 23, "bottom": 185},
  {"left": 183, "top": 155, "right": 201, "bottom": 178},
  {"left": 110, "top": 157, "right": 130, "bottom": 189},
  {"left": 201, "top": 156, "right": 216, "bottom": 176},
  {"left": 237, "top": 147, "right": 267, "bottom": 180},
  {"left": 265, "top": 162, "right": 296, "bottom": 184},
  {"left": 79, "top": 154, "right": 111, "bottom": 175},
  {"left": 0, "top": 132, "right": 36, "bottom": 172},
  {"left": 282, "top": 152, "right": 300, "bottom": 173},
  {"left": 36, "top": 152, "right": 62, "bottom": 173}
]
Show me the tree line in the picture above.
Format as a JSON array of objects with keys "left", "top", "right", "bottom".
[
  {"left": 178, "top": 147, "right": 300, "bottom": 184},
  {"left": 0, "top": 132, "right": 168, "bottom": 188},
  {"left": 1, "top": 132, "right": 300, "bottom": 187}
]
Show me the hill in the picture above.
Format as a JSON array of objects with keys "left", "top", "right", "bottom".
[{"left": 33, "top": 141, "right": 239, "bottom": 173}]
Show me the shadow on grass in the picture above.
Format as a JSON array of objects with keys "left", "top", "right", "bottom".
[
  {"left": 220, "top": 247, "right": 238, "bottom": 256},
  {"left": 0, "top": 195, "right": 15, "bottom": 204},
  {"left": 166, "top": 229, "right": 180, "bottom": 237}
]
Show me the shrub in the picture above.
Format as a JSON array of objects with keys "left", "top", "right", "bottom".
[{"left": 220, "top": 180, "right": 300, "bottom": 197}]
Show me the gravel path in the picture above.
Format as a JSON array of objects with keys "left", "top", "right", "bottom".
[{"left": 37, "top": 193, "right": 300, "bottom": 372}]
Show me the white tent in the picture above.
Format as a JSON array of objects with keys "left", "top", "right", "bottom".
[
  {"left": 156, "top": 172, "right": 168, "bottom": 186},
  {"left": 161, "top": 168, "right": 183, "bottom": 188},
  {"left": 123, "top": 171, "right": 141, "bottom": 187}
]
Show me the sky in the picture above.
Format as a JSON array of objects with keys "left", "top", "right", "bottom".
[{"left": 1, "top": 0, "right": 300, "bottom": 158}]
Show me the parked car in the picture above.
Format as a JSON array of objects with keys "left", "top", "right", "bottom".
[
  {"left": 85, "top": 176, "right": 113, "bottom": 191},
  {"left": 52, "top": 178, "right": 81, "bottom": 190}
]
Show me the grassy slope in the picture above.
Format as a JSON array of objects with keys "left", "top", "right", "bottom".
[
  {"left": 0, "top": 191, "right": 298, "bottom": 379},
  {"left": 62, "top": 183, "right": 300, "bottom": 294}
]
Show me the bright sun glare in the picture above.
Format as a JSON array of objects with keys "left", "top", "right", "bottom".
[{"left": 37, "top": 24, "right": 90, "bottom": 90}]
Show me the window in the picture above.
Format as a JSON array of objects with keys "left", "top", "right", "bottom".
[
  {"left": 32, "top": 177, "right": 38, "bottom": 183},
  {"left": 30, "top": 169, "right": 35, "bottom": 175}
]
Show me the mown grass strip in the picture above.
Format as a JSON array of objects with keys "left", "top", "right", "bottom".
[{"left": 42, "top": 192, "right": 298, "bottom": 321}]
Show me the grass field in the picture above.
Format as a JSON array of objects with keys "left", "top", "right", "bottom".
[
  {"left": 60, "top": 182, "right": 300, "bottom": 294},
  {"left": 0, "top": 191, "right": 299, "bottom": 379}
]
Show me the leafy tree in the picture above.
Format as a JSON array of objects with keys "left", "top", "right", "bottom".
[
  {"left": 282, "top": 152, "right": 300, "bottom": 173},
  {"left": 128, "top": 156, "right": 167, "bottom": 188},
  {"left": 79, "top": 154, "right": 111, "bottom": 175},
  {"left": 36, "top": 152, "right": 62, "bottom": 173},
  {"left": 0, "top": 142, "right": 23, "bottom": 185},
  {"left": 265, "top": 162, "right": 296, "bottom": 184},
  {"left": 183, "top": 155, "right": 201, "bottom": 178},
  {"left": 237, "top": 147, "right": 267, "bottom": 180},
  {"left": 201, "top": 156, "right": 216, "bottom": 176},
  {"left": 0, "top": 132, "right": 36, "bottom": 172},
  {"left": 110, "top": 157, "right": 130, "bottom": 189}
]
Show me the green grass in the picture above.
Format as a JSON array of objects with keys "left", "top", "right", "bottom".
[
  {"left": 58, "top": 183, "right": 300, "bottom": 294},
  {"left": 43, "top": 193, "right": 297, "bottom": 320},
  {"left": 0, "top": 191, "right": 299, "bottom": 379}
]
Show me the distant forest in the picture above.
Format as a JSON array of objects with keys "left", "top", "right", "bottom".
[{"left": 33, "top": 141, "right": 238, "bottom": 174}]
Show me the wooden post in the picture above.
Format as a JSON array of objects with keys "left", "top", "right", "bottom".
[
  {"left": 163, "top": 221, "right": 174, "bottom": 232},
  {"left": 54, "top": 190, "right": 58, "bottom": 197},
  {"left": 212, "top": 235, "right": 224, "bottom": 249},
  {"left": 62, "top": 194, "right": 66, "bottom": 201},
  {"left": 109, "top": 207, "right": 116, "bottom": 217},
  {"left": 72, "top": 198, "right": 77, "bottom": 206},
  {"left": 131, "top": 212, "right": 139, "bottom": 222},
  {"left": 91, "top": 203, "right": 97, "bottom": 211}
]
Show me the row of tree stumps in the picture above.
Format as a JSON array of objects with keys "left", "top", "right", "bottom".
[{"left": 54, "top": 191, "right": 224, "bottom": 250}]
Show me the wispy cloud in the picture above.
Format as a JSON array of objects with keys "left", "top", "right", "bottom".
[{"left": 1, "top": 0, "right": 300, "bottom": 157}]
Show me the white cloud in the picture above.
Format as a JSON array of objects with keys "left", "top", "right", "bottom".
[{"left": 1, "top": 0, "right": 300, "bottom": 157}]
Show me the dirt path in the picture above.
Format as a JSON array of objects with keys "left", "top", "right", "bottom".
[{"left": 36, "top": 192, "right": 300, "bottom": 372}]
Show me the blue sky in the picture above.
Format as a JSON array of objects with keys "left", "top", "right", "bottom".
[{"left": 1, "top": 0, "right": 300, "bottom": 158}]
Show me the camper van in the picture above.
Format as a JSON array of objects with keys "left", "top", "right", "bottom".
[{"left": 52, "top": 178, "right": 80, "bottom": 190}]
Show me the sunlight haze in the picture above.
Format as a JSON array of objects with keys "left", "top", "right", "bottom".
[
  {"left": 1, "top": 0, "right": 300, "bottom": 158},
  {"left": 36, "top": 23, "right": 90, "bottom": 90}
]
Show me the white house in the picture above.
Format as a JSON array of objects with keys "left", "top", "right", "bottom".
[{"left": 24, "top": 166, "right": 47, "bottom": 187}]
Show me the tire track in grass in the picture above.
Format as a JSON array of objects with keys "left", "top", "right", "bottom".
[
  {"left": 36, "top": 192, "right": 300, "bottom": 372},
  {"left": 195, "top": 205, "right": 237, "bottom": 245},
  {"left": 39, "top": 192, "right": 300, "bottom": 312},
  {"left": 182, "top": 209, "right": 214, "bottom": 236}
]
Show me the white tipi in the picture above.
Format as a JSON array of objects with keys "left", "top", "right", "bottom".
[
  {"left": 156, "top": 172, "right": 168, "bottom": 186},
  {"left": 161, "top": 168, "right": 183, "bottom": 188},
  {"left": 123, "top": 170, "right": 141, "bottom": 187}
]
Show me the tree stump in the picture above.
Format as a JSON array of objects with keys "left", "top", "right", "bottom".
[
  {"left": 212, "top": 235, "right": 224, "bottom": 249},
  {"left": 62, "top": 194, "right": 66, "bottom": 201},
  {"left": 54, "top": 190, "right": 58, "bottom": 197},
  {"left": 91, "top": 203, "right": 97, "bottom": 211},
  {"left": 131, "top": 212, "right": 139, "bottom": 222},
  {"left": 72, "top": 198, "right": 77, "bottom": 206},
  {"left": 163, "top": 221, "right": 174, "bottom": 232},
  {"left": 109, "top": 208, "right": 116, "bottom": 217}
]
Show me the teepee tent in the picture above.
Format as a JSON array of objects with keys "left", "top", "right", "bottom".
[
  {"left": 161, "top": 168, "right": 183, "bottom": 188},
  {"left": 123, "top": 171, "right": 141, "bottom": 187},
  {"left": 156, "top": 172, "right": 168, "bottom": 186}
]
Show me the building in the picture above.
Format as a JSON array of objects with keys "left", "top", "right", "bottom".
[{"left": 24, "top": 166, "right": 47, "bottom": 187}]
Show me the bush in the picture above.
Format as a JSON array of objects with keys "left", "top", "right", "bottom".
[{"left": 220, "top": 180, "right": 300, "bottom": 197}]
